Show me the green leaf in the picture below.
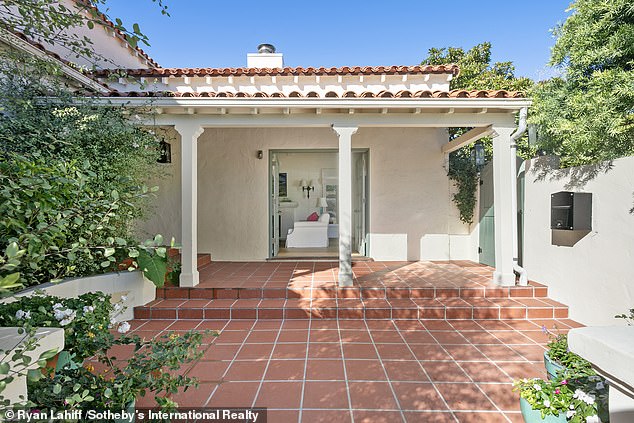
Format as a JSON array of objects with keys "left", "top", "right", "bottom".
[
  {"left": 0, "top": 363, "right": 9, "bottom": 375},
  {"left": 137, "top": 250, "right": 167, "bottom": 288},
  {"left": 5, "top": 242, "right": 19, "bottom": 258},
  {"left": 53, "top": 383, "right": 62, "bottom": 394},
  {"left": 104, "top": 247, "right": 115, "bottom": 257},
  {"left": 100, "top": 261, "right": 111, "bottom": 268}
]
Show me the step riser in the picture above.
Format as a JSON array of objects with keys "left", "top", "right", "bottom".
[
  {"left": 134, "top": 309, "right": 568, "bottom": 320},
  {"left": 157, "top": 286, "right": 548, "bottom": 300},
  {"left": 134, "top": 306, "right": 568, "bottom": 321}
]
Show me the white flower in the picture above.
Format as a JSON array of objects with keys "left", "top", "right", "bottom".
[
  {"left": 583, "top": 393, "right": 595, "bottom": 405},
  {"left": 113, "top": 303, "right": 122, "bottom": 312},
  {"left": 543, "top": 400, "right": 551, "bottom": 408},
  {"left": 120, "top": 295, "right": 128, "bottom": 302},
  {"left": 132, "top": 142, "right": 139, "bottom": 148},
  {"left": 117, "top": 321, "right": 130, "bottom": 334},
  {"left": 567, "top": 410, "right": 577, "bottom": 418},
  {"left": 533, "top": 384, "right": 542, "bottom": 391},
  {"left": 83, "top": 305, "right": 94, "bottom": 313},
  {"left": 52, "top": 303, "right": 64, "bottom": 310},
  {"left": 15, "top": 310, "right": 30, "bottom": 320}
]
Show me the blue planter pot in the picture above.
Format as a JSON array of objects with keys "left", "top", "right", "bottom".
[
  {"left": 544, "top": 351, "right": 565, "bottom": 380},
  {"left": 520, "top": 398, "right": 567, "bottom": 423}
]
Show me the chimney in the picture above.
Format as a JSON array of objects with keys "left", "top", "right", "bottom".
[{"left": 247, "top": 43, "right": 284, "bottom": 68}]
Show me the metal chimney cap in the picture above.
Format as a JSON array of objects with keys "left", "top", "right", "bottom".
[{"left": 257, "top": 43, "right": 276, "bottom": 54}]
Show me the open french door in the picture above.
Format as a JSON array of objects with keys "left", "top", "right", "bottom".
[{"left": 271, "top": 154, "right": 280, "bottom": 257}]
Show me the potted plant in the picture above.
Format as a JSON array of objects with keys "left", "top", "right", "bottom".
[
  {"left": 543, "top": 326, "right": 594, "bottom": 380},
  {"left": 514, "top": 373, "right": 609, "bottom": 423}
]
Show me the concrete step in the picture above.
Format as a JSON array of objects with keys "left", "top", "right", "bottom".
[{"left": 134, "top": 296, "right": 568, "bottom": 321}]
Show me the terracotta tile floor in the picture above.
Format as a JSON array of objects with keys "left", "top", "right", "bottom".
[{"left": 129, "top": 317, "right": 583, "bottom": 422}]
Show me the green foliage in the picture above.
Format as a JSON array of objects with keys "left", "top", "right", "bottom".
[
  {"left": 530, "top": 0, "right": 634, "bottom": 167},
  {"left": 0, "top": 291, "right": 121, "bottom": 360},
  {"left": 29, "top": 330, "right": 209, "bottom": 413},
  {"left": 0, "top": 54, "right": 170, "bottom": 289},
  {"left": 0, "top": 0, "right": 169, "bottom": 67},
  {"left": 615, "top": 308, "right": 634, "bottom": 325},
  {"left": 422, "top": 42, "right": 533, "bottom": 223},
  {"left": 544, "top": 329, "right": 594, "bottom": 376}
]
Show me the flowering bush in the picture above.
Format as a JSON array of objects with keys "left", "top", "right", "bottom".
[
  {"left": 514, "top": 374, "right": 609, "bottom": 422},
  {"left": 0, "top": 291, "right": 129, "bottom": 360}
]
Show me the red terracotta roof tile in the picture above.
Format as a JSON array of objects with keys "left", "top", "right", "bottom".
[
  {"left": 91, "top": 64, "right": 460, "bottom": 78},
  {"left": 102, "top": 89, "right": 525, "bottom": 99}
]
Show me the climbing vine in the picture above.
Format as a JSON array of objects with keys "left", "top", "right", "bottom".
[{"left": 422, "top": 43, "right": 533, "bottom": 224}]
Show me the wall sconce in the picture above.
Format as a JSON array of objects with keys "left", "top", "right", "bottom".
[
  {"left": 157, "top": 139, "right": 172, "bottom": 164},
  {"left": 300, "top": 179, "right": 314, "bottom": 198},
  {"left": 257, "top": 150, "right": 263, "bottom": 159},
  {"left": 471, "top": 141, "right": 486, "bottom": 174}
]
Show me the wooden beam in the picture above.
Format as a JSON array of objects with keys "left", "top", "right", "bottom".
[{"left": 441, "top": 125, "right": 494, "bottom": 154}]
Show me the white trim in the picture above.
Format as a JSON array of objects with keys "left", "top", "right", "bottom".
[{"left": 442, "top": 125, "right": 495, "bottom": 154}]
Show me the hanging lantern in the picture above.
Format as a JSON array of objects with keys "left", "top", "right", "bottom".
[{"left": 157, "top": 139, "right": 171, "bottom": 164}]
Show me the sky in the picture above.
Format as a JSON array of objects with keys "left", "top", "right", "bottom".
[{"left": 103, "top": 0, "right": 573, "bottom": 81}]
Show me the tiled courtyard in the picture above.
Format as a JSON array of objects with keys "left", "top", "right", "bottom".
[
  {"left": 130, "top": 317, "right": 581, "bottom": 422},
  {"left": 128, "top": 260, "right": 579, "bottom": 421}
]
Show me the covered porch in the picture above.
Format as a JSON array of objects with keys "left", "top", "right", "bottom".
[{"left": 139, "top": 97, "right": 530, "bottom": 289}]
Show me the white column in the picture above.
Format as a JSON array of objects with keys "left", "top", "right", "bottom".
[
  {"left": 175, "top": 123, "right": 204, "bottom": 287},
  {"left": 332, "top": 125, "right": 358, "bottom": 287},
  {"left": 491, "top": 127, "right": 515, "bottom": 286}
]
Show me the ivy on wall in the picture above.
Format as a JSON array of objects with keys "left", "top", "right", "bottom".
[{"left": 421, "top": 43, "right": 533, "bottom": 224}]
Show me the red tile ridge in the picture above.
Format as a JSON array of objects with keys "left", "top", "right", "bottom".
[
  {"left": 103, "top": 89, "right": 525, "bottom": 99},
  {"left": 91, "top": 64, "right": 460, "bottom": 78}
]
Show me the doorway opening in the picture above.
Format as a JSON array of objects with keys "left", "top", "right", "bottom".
[{"left": 269, "top": 149, "right": 368, "bottom": 259}]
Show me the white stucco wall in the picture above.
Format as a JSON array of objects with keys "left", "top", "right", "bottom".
[
  {"left": 523, "top": 156, "right": 634, "bottom": 326},
  {"left": 139, "top": 127, "right": 476, "bottom": 261}
]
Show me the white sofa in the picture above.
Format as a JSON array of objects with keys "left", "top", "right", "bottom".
[{"left": 286, "top": 213, "right": 330, "bottom": 248}]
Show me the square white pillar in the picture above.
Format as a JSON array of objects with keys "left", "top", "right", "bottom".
[
  {"left": 175, "top": 123, "right": 204, "bottom": 287},
  {"left": 332, "top": 125, "right": 357, "bottom": 287},
  {"left": 491, "top": 127, "right": 515, "bottom": 286}
]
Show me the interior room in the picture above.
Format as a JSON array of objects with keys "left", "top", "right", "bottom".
[{"left": 271, "top": 150, "right": 368, "bottom": 259}]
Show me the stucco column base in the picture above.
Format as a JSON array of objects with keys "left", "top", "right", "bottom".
[
  {"left": 332, "top": 125, "right": 357, "bottom": 288},
  {"left": 175, "top": 122, "right": 204, "bottom": 288},
  {"left": 492, "top": 271, "right": 515, "bottom": 286}
]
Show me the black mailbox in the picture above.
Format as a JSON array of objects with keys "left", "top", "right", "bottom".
[{"left": 550, "top": 191, "right": 592, "bottom": 230}]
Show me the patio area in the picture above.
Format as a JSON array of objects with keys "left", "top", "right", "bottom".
[
  {"left": 128, "top": 316, "right": 582, "bottom": 422},
  {"left": 124, "top": 260, "right": 580, "bottom": 421}
]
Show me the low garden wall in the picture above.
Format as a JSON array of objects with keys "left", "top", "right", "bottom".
[{"left": 1, "top": 271, "right": 156, "bottom": 322}]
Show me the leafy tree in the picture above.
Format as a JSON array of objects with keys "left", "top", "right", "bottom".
[
  {"left": 422, "top": 42, "right": 533, "bottom": 223},
  {"left": 0, "top": 53, "right": 168, "bottom": 289},
  {"left": 530, "top": 0, "right": 634, "bottom": 167},
  {"left": 0, "top": 0, "right": 169, "bottom": 66}
]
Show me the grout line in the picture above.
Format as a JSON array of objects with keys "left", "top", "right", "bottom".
[
  {"left": 362, "top": 319, "right": 407, "bottom": 423},
  {"left": 296, "top": 318, "right": 312, "bottom": 423},
  {"left": 250, "top": 319, "right": 284, "bottom": 410},
  {"left": 394, "top": 321, "right": 459, "bottom": 423},
  {"left": 337, "top": 316, "right": 355, "bottom": 423},
  {"left": 201, "top": 319, "right": 254, "bottom": 407}
]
